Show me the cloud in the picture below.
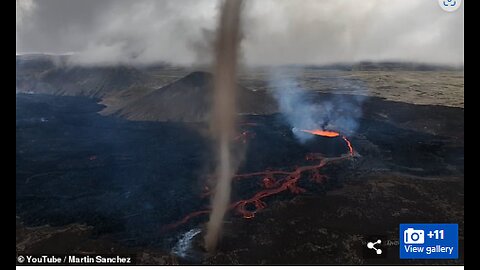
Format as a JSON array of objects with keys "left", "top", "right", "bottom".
[
  {"left": 16, "top": 0, "right": 36, "bottom": 26},
  {"left": 242, "top": 0, "right": 464, "bottom": 66},
  {"left": 16, "top": 0, "right": 37, "bottom": 48},
  {"left": 16, "top": 0, "right": 464, "bottom": 66}
]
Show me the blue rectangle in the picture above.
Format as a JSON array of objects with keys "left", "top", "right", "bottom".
[{"left": 400, "top": 224, "right": 458, "bottom": 259}]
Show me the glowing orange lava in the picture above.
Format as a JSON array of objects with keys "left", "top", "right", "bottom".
[
  {"left": 160, "top": 126, "right": 356, "bottom": 232},
  {"left": 342, "top": 135, "right": 354, "bottom": 156},
  {"left": 300, "top": 129, "right": 340, "bottom": 138}
]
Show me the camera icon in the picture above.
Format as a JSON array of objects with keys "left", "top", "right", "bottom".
[{"left": 404, "top": 228, "right": 425, "bottom": 244}]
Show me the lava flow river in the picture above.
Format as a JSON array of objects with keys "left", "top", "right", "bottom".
[{"left": 161, "top": 128, "right": 355, "bottom": 232}]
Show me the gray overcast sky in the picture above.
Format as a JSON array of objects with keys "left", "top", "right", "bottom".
[{"left": 16, "top": 0, "right": 464, "bottom": 66}]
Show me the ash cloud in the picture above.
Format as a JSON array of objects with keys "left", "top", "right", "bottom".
[{"left": 16, "top": 0, "right": 463, "bottom": 66}]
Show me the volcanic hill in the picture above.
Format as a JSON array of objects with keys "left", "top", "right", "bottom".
[
  {"left": 109, "top": 71, "right": 277, "bottom": 122},
  {"left": 16, "top": 55, "right": 150, "bottom": 98}
]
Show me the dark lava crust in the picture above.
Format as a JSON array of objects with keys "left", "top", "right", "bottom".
[{"left": 16, "top": 93, "right": 463, "bottom": 265}]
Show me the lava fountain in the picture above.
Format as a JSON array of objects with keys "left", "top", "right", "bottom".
[
  {"left": 299, "top": 129, "right": 354, "bottom": 155},
  {"left": 300, "top": 129, "right": 340, "bottom": 138}
]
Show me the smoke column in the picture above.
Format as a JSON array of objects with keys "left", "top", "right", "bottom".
[
  {"left": 268, "top": 68, "right": 367, "bottom": 143},
  {"left": 205, "top": 0, "right": 243, "bottom": 252}
]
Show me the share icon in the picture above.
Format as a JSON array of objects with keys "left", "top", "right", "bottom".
[{"left": 367, "top": 239, "right": 383, "bottom": 255}]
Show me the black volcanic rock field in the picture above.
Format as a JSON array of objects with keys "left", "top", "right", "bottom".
[
  {"left": 16, "top": 56, "right": 463, "bottom": 265},
  {"left": 16, "top": 94, "right": 463, "bottom": 264}
]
